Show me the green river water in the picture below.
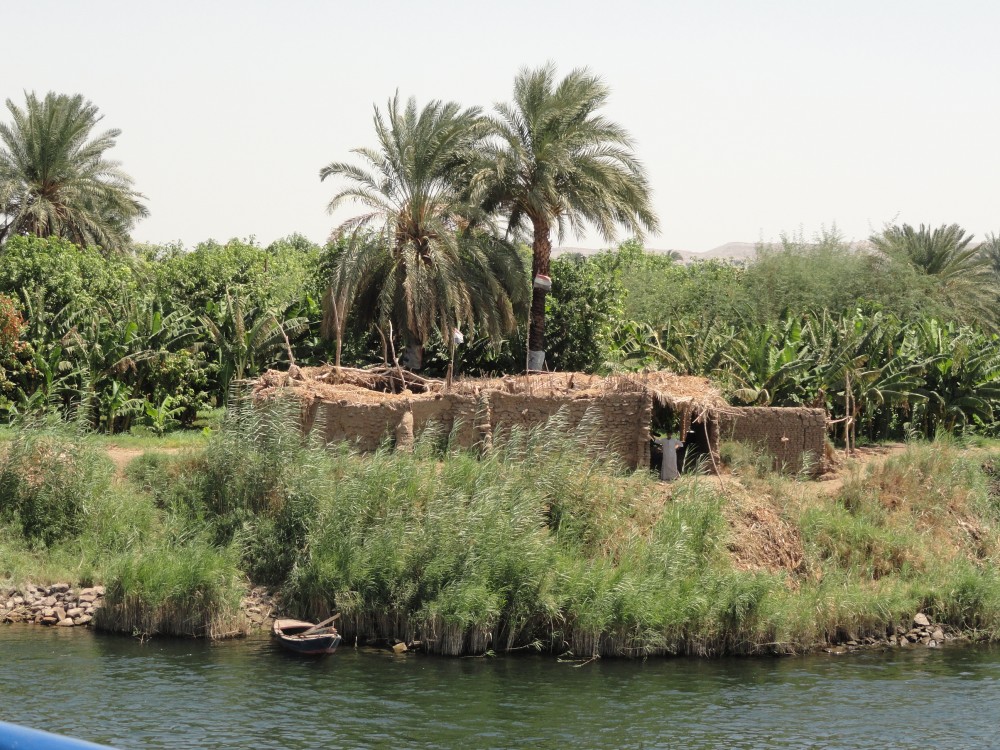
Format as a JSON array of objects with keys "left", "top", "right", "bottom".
[{"left": 2, "top": 625, "right": 999, "bottom": 749}]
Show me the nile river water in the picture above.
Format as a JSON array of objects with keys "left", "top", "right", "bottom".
[{"left": 2, "top": 625, "right": 999, "bottom": 749}]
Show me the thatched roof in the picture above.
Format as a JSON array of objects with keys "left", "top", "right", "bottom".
[{"left": 251, "top": 365, "right": 728, "bottom": 414}]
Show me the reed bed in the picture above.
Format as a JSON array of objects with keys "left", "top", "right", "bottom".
[
  {"left": 95, "top": 541, "right": 246, "bottom": 638},
  {"left": 3, "top": 416, "right": 1000, "bottom": 653}
]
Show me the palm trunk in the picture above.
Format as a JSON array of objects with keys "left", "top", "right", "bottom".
[{"left": 528, "top": 218, "right": 551, "bottom": 371}]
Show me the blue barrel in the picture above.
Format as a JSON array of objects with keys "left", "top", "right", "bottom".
[{"left": 0, "top": 722, "right": 115, "bottom": 750}]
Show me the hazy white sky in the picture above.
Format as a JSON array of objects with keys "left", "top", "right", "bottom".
[{"left": 4, "top": 0, "right": 999, "bottom": 251}]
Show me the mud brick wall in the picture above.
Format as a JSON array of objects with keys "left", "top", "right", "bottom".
[
  {"left": 310, "top": 393, "right": 479, "bottom": 451},
  {"left": 717, "top": 407, "right": 827, "bottom": 474},
  {"left": 305, "top": 391, "right": 655, "bottom": 469},
  {"left": 487, "top": 392, "right": 654, "bottom": 469}
]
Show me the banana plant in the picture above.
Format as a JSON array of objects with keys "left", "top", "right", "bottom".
[
  {"left": 143, "top": 394, "right": 185, "bottom": 436},
  {"left": 200, "top": 290, "right": 308, "bottom": 401}
]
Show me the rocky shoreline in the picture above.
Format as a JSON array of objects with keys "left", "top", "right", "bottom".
[
  {"left": 1, "top": 583, "right": 279, "bottom": 634},
  {"left": 1, "top": 583, "right": 104, "bottom": 627},
  {"left": 823, "top": 613, "right": 969, "bottom": 654}
]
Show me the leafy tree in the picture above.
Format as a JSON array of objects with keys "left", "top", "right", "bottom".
[
  {"left": 320, "top": 94, "right": 528, "bottom": 369},
  {"left": 0, "top": 92, "right": 147, "bottom": 252},
  {"left": 543, "top": 254, "right": 626, "bottom": 372},
  {"left": 0, "top": 235, "right": 139, "bottom": 327},
  {"left": 475, "top": 64, "right": 658, "bottom": 370},
  {"left": 151, "top": 236, "right": 321, "bottom": 317}
]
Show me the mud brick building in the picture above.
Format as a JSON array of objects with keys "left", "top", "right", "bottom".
[{"left": 250, "top": 367, "right": 829, "bottom": 475}]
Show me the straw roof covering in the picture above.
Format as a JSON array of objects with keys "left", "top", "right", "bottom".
[{"left": 250, "top": 365, "right": 728, "bottom": 414}]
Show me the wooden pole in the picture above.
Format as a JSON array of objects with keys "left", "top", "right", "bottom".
[{"left": 301, "top": 612, "right": 341, "bottom": 636}]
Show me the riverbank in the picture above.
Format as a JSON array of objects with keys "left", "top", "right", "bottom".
[
  {"left": 0, "top": 582, "right": 276, "bottom": 635},
  {"left": 2, "top": 414, "right": 999, "bottom": 656}
]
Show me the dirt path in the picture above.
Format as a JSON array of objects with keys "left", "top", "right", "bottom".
[{"left": 104, "top": 445, "right": 182, "bottom": 474}]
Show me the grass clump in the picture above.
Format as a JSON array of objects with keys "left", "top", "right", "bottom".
[
  {"left": 96, "top": 538, "right": 245, "bottom": 638},
  {"left": 0, "top": 429, "right": 114, "bottom": 546}
]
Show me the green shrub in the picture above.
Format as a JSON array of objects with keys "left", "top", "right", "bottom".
[{"left": 0, "top": 431, "right": 113, "bottom": 546}]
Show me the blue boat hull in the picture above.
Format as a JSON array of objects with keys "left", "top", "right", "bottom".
[{"left": 0, "top": 721, "right": 115, "bottom": 750}]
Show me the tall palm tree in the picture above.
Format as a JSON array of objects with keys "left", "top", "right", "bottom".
[
  {"left": 475, "top": 64, "right": 659, "bottom": 370},
  {"left": 320, "top": 94, "right": 528, "bottom": 369},
  {"left": 869, "top": 223, "right": 992, "bottom": 323},
  {"left": 0, "top": 91, "right": 148, "bottom": 253}
]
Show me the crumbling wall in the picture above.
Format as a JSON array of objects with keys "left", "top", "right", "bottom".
[
  {"left": 717, "top": 407, "right": 827, "bottom": 474},
  {"left": 306, "top": 391, "right": 655, "bottom": 469}
]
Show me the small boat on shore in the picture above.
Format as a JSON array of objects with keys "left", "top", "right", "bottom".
[{"left": 272, "top": 616, "right": 342, "bottom": 656}]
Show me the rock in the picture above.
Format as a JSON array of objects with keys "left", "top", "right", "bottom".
[
  {"left": 932, "top": 628, "right": 945, "bottom": 641},
  {"left": 928, "top": 640, "right": 939, "bottom": 648},
  {"left": 913, "top": 613, "right": 931, "bottom": 628},
  {"left": 49, "top": 583, "right": 70, "bottom": 594},
  {"left": 74, "top": 615, "right": 92, "bottom": 626},
  {"left": 66, "top": 608, "right": 84, "bottom": 618},
  {"left": 12, "top": 596, "right": 24, "bottom": 606},
  {"left": 41, "top": 607, "right": 55, "bottom": 617},
  {"left": 41, "top": 596, "right": 57, "bottom": 607},
  {"left": 93, "top": 586, "right": 105, "bottom": 596},
  {"left": 54, "top": 607, "right": 67, "bottom": 622},
  {"left": 391, "top": 642, "right": 408, "bottom": 654},
  {"left": 40, "top": 616, "right": 57, "bottom": 625},
  {"left": 78, "top": 594, "right": 96, "bottom": 604},
  {"left": 57, "top": 618, "right": 74, "bottom": 627}
]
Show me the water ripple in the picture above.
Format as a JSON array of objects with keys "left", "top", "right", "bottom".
[{"left": 3, "top": 626, "right": 1000, "bottom": 749}]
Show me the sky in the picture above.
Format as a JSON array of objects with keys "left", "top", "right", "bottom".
[{"left": 3, "top": 0, "right": 999, "bottom": 252}]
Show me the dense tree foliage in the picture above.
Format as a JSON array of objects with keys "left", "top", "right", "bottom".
[{"left": 2, "top": 224, "right": 998, "bottom": 442}]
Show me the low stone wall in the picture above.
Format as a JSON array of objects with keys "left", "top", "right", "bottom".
[
  {"left": 718, "top": 407, "right": 827, "bottom": 474},
  {"left": 306, "top": 390, "right": 655, "bottom": 469}
]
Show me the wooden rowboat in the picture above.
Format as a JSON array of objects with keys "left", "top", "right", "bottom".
[{"left": 272, "top": 618, "right": 342, "bottom": 656}]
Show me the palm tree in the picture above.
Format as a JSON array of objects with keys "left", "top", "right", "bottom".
[
  {"left": 320, "top": 94, "right": 528, "bottom": 370},
  {"left": 983, "top": 233, "right": 1000, "bottom": 279},
  {"left": 980, "top": 233, "right": 1000, "bottom": 317},
  {"left": 0, "top": 91, "right": 148, "bottom": 253},
  {"left": 869, "top": 223, "right": 992, "bottom": 323},
  {"left": 475, "top": 64, "right": 659, "bottom": 371}
]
